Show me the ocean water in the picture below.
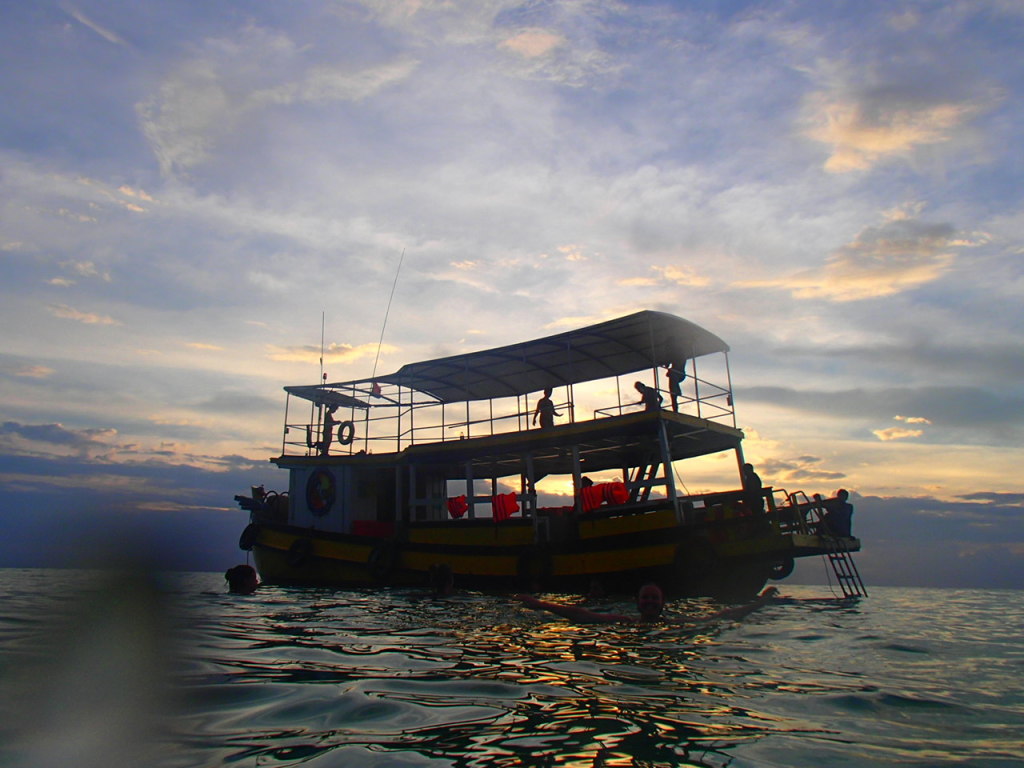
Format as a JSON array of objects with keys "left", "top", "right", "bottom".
[{"left": 0, "top": 570, "right": 1021, "bottom": 768}]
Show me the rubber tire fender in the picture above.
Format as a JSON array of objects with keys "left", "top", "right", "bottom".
[
  {"left": 239, "top": 523, "right": 260, "bottom": 551},
  {"left": 768, "top": 557, "right": 795, "bottom": 581}
]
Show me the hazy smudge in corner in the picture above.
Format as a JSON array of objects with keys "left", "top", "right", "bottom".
[{"left": 1, "top": 533, "right": 191, "bottom": 768}]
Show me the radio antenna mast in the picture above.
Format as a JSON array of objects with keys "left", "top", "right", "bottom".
[
  {"left": 371, "top": 248, "right": 405, "bottom": 381},
  {"left": 319, "top": 310, "right": 326, "bottom": 384}
]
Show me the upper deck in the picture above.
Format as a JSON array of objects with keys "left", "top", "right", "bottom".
[{"left": 277, "top": 311, "right": 739, "bottom": 469}]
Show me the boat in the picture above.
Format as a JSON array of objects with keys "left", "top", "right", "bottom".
[{"left": 235, "top": 310, "right": 862, "bottom": 599}]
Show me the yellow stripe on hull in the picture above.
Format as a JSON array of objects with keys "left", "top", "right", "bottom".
[
  {"left": 406, "top": 524, "right": 534, "bottom": 547},
  {"left": 577, "top": 509, "right": 676, "bottom": 540}
]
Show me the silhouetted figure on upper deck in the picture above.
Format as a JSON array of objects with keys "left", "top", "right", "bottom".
[
  {"left": 634, "top": 381, "right": 663, "bottom": 412},
  {"left": 533, "top": 388, "right": 561, "bottom": 429},
  {"left": 665, "top": 362, "right": 686, "bottom": 412}
]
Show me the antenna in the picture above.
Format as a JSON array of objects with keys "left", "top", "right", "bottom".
[
  {"left": 319, "top": 311, "right": 326, "bottom": 385},
  {"left": 371, "top": 248, "right": 405, "bottom": 382}
]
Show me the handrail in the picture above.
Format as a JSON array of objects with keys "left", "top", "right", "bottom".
[{"left": 280, "top": 369, "right": 736, "bottom": 457}]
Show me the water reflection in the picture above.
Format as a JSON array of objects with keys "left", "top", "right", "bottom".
[
  {"left": 164, "top": 585, "right": 815, "bottom": 767},
  {"left": 5, "top": 572, "right": 1020, "bottom": 766}
]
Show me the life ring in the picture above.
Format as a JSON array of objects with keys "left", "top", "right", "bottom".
[
  {"left": 337, "top": 421, "right": 355, "bottom": 446},
  {"left": 768, "top": 557, "right": 794, "bottom": 580},
  {"left": 287, "top": 538, "right": 313, "bottom": 568},
  {"left": 368, "top": 542, "right": 398, "bottom": 582},
  {"left": 238, "top": 523, "right": 260, "bottom": 551}
]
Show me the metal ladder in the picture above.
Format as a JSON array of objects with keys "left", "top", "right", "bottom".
[
  {"left": 784, "top": 490, "right": 867, "bottom": 598},
  {"left": 823, "top": 535, "right": 867, "bottom": 597}
]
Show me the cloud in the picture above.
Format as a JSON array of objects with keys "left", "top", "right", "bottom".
[
  {"left": 46, "top": 305, "right": 120, "bottom": 325},
  {"left": 136, "top": 26, "right": 418, "bottom": 176},
  {"left": 500, "top": 29, "right": 564, "bottom": 58},
  {"left": 895, "top": 415, "right": 931, "bottom": 425},
  {"left": 0, "top": 421, "right": 118, "bottom": 458},
  {"left": 60, "top": 2, "right": 128, "bottom": 46},
  {"left": 741, "top": 211, "right": 980, "bottom": 301},
  {"left": 957, "top": 491, "right": 1024, "bottom": 507},
  {"left": 742, "top": 384, "right": 1024, "bottom": 437},
  {"left": 873, "top": 427, "right": 924, "bottom": 441},
  {"left": 57, "top": 260, "right": 111, "bottom": 283},
  {"left": 759, "top": 455, "right": 846, "bottom": 484},
  {"left": 802, "top": 50, "right": 996, "bottom": 173},
  {"left": 807, "top": 96, "right": 980, "bottom": 172},
  {"left": 184, "top": 342, "right": 224, "bottom": 351},
  {"left": 189, "top": 391, "right": 279, "bottom": 415},
  {"left": 13, "top": 366, "right": 55, "bottom": 379},
  {"left": 267, "top": 342, "right": 396, "bottom": 365}
]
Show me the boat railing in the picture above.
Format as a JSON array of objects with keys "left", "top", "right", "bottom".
[
  {"left": 281, "top": 369, "right": 735, "bottom": 458},
  {"left": 769, "top": 489, "right": 829, "bottom": 535}
]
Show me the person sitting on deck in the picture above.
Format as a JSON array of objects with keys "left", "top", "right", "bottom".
[
  {"left": 514, "top": 583, "right": 779, "bottom": 625},
  {"left": 742, "top": 463, "right": 765, "bottom": 513},
  {"left": 533, "top": 388, "right": 561, "bottom": 429},
  {"left": 634, "top": 381, "right": 663, "bottom": 412},
  {"left": 821, "top": 489, "right": 854, "bottom": 537}
]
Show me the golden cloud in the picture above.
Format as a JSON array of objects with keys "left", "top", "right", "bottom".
[
  {"left": 806, "top": 95, "right": 979, "bottom": 173},
  {"left": 267, "top": 341, "right": 396, "bottom": 364},
  {"left": 14, "top": 365, "right": 55, "bottom": 379},
  {"left": 47, "top": 304, "right": 120, "bottom": 325},
  {"left": 895, "top": 415, "right": 931, "bottom": 425},
  {"left": 185, "top": 342, "right": 224, "bottom": 351},
  {"left": 740, "top": 213, "right": 981, "bottom": 301},
  {"left": 501, "top": 29, "right": 563, "bottom": 58},
  {"left": 656, "top": 265, "right": 711, "bottom": 287},
  {"left": 872, "top": 427, "right": 924, "bottom": 441}
]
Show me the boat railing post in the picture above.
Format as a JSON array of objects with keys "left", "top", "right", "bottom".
[
  {"left": 465, "top": 461, "right": 475, "bottom": 519},
  {"left": 724, "top": 351, "right": 736, "bottom": 428},
  {"left": 694, "top": 358, "right": 702, "bottom": 420},
  {"left": 282, "top": 393, "right": 291, "bottom": 455}
]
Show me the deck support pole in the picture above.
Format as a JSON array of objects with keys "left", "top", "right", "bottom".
[
  {"left": 658, "top": 420, "right": 680, "bottom": 523},
  {"left": 465, "top": 461, "right": 475, "bottom": 519},
  {"left": 571, "top": 445, "right": 583, "bottom": 516}
]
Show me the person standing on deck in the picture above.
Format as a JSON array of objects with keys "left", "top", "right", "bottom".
[
  {"left": 665, "top": 363, "right": 686, "bottom": 412},
  {"left": 533, "top": 388, "right": 561, "bottom": 429},
  {"left": 634, "top": 381, "right": 663, "bottom": 412},
  {"left": 320, "top": 405, "right": 338, "bottom": 455}
]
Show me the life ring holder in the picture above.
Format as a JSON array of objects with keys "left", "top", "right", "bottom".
[
  {"left": 239, "top": 523, "right": 260, "bottom": 551},
  {"left": 368, "top": 542, "right": 398, "bottom": 582},
  {"left": 287, "top": 538, "right": 313, "bottom": 568},
  {"left": 337, "top": 421, "right": 355, "bottom": 446}
]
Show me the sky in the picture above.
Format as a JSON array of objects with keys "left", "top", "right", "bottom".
[{"left": 1, "top": 0, "right": 1022, "bottom": 588}]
